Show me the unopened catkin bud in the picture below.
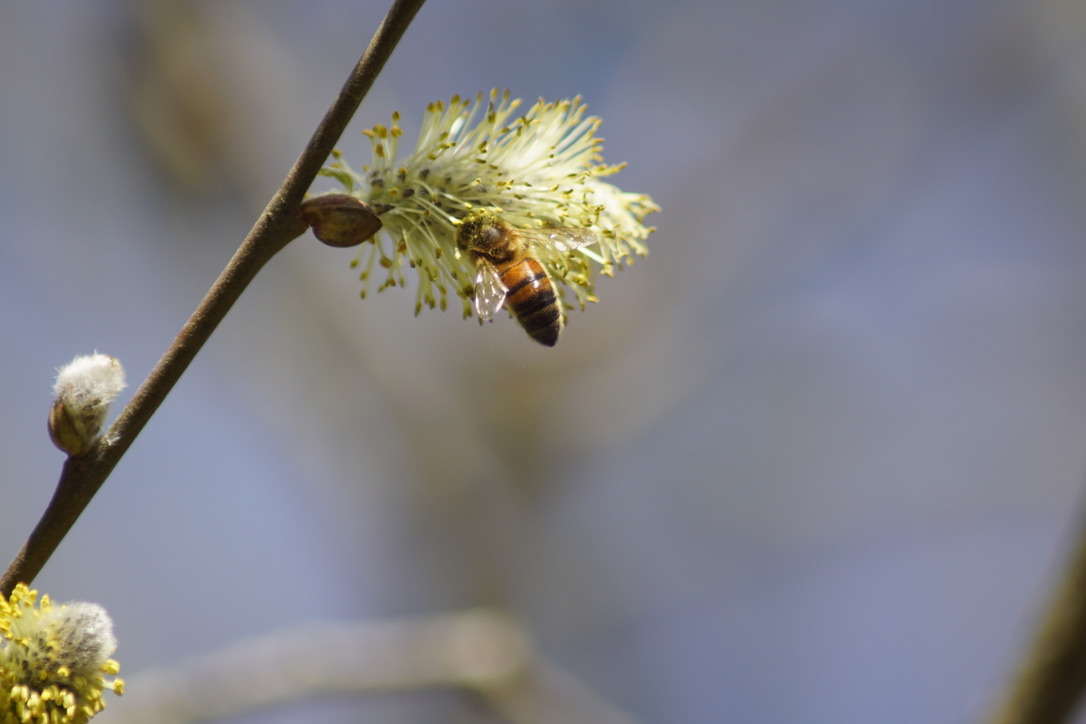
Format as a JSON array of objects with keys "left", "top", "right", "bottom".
[{"left": 48, "top": 354, "right": 126, "bottom": 456}]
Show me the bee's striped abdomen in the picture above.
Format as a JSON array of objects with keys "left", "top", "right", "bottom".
[{"left": 499, "top": 257, "right": 562, "bottom": 347}]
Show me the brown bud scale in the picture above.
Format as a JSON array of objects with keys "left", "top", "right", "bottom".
[{"left": 300, "top": 194, "right": 383, "bottom": 248}]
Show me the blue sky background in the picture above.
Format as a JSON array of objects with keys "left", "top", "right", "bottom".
[{"left": 4, "top": 1, "right": 1086, "bottom": 722}]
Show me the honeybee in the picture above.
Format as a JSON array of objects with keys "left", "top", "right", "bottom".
[{"left": 457, "top": 210, "right": 598, "bottom": 347}]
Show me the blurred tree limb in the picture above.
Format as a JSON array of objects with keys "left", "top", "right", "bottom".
[
  {"left": 986, "top": 497, "right": 1086, "bottom": 724},
  {"left": 102, "top": 609, "right": 639, "bottom": 724}
]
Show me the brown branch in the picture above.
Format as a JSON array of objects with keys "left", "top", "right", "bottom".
[
  {"left": 1, "top": 0, "right": 427, "bottom": 597},
  {"left": 985, "top": 498, "right": 1086, "bottom": 724}
]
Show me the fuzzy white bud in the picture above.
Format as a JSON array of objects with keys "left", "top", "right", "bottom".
[
  {"left": 45, "top": 602, "right": 119, "bottom": 677},
  {"left": 48, "top": 353, "right": 127, "bottom": 456}
]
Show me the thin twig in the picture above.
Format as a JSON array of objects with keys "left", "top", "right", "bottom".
[
  {"left": 1, "top": 0, "right": 427, "bottom": 596},
  {"left": 985, "top": 498, "right": 1086, "bottom": 724}
]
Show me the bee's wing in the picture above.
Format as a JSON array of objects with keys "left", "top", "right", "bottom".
[
  {"left": 517, "top": 227, "right": 599, "bottom": 253},
  {"left": 473, "top": 259, "right": 508, "bottom": 320}
]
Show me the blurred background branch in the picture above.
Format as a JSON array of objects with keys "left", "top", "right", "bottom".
[
  {"left": 985, "top": 495, "right": 1086, "bottom": 724},
  {"left": 102, "top": 609, "right": 638, "bottom": 724}
]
